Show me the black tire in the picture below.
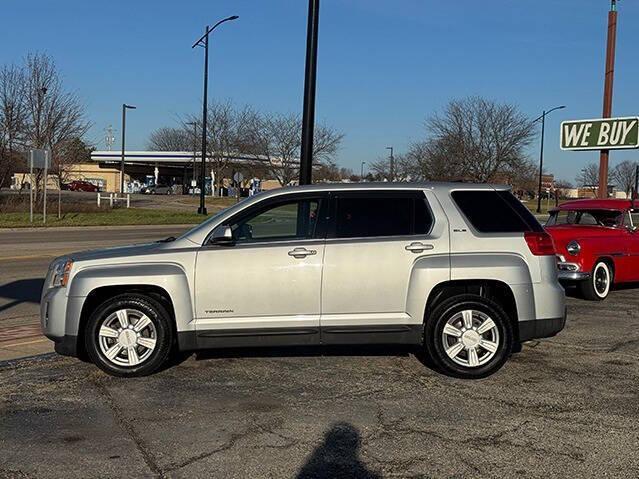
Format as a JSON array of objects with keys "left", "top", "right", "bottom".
[
  {"left": 579, "top": 260, "right": 612, "bottom": 301},
  {"left": 425, "top": 294, "right": 513, "bottom": 379},
  {"left": 84, "top": 294, "right": 174, "bottom": 377}
]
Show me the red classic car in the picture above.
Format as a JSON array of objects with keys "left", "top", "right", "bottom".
[
  {"left": 63, "top": 180, "right": 100, "bottom": 192},
  {"left": 546, "top": 199, "right": 639, "bottom": 300}
]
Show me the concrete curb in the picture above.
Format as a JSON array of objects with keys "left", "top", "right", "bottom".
[{"left": 0, "top": 352, "right": 57, "bottom": 370}]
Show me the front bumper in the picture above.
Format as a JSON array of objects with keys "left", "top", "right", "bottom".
[
  {"left": 519, "top": 308, "right": 567, "bottom": 342},
  {"left": 557, "top": 260, "right": 590, "bottom": 281},
  {"left": 558, "top": 271, "right": 591, "bottom": 281}
]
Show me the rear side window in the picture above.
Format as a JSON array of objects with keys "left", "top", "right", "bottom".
[
  {"left": 334, "top": 192, "right": 433, "bottom": 238},
  {"left": 452, "top": 190, "right": 543, "bottom": 233}
]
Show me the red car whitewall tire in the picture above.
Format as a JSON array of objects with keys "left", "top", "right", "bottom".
[{"left": 579, "top": 260, "right": 612, "bottom": 301}]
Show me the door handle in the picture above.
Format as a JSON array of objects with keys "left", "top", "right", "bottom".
[
  {"left": 405, "top": 242, "right": 434, "bottom": 253},
  {"left": 288, "top": 247, "right": 317, "bottom": 259}
]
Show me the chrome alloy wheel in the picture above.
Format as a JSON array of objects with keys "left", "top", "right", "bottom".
[
  {"left": 98, "top": 309, "right": 157, "bottom": 367},
  {"left": 441, "top": 310, "right": 500, "bottom": 368}
]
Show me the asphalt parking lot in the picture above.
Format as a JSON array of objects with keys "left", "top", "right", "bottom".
[{"left": 1, "top": 286, "right": 638, "bottom": 478}]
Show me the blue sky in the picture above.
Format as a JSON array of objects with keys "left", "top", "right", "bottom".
[{"left": 1, "top": 0, "right": 638, "bottom": 183}]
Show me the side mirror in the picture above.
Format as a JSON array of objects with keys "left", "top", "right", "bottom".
[{"left": 210, "top": 225, "right": 234, "bottom": 245}]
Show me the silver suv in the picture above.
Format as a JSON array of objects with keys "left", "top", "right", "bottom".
[{"left": 41, "top": 183, "right": 566, "bottom": 379}]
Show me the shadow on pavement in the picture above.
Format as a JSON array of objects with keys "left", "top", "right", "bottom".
[
  {"left": 296, "top": 422, "right": 381, "bottom": 479},
  {"left": 194, "top": 344, "right": 414, "bottom": 361},
  {"left": 0, "top": 278, "right": 44, "bottom": 314}
]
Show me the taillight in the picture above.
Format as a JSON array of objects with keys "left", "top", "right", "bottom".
[{"left": 524, "top": 231, "right": 555, "bottom": 256}]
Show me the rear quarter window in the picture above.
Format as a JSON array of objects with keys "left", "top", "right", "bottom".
[{"left": 451, "top": 190, "right": 543, "bottom": 233}]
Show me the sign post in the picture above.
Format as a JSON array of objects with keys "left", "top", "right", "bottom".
[
  {"left": 29, "top": 149, "right": 50, "bottom": 224},
  {"left": 233, "top": 171, "right": 244, "bottom": 203}
]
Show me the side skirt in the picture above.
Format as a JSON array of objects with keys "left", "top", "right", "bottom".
[{"left": 177, "top": 325, "right": 424, "bottom": 352}]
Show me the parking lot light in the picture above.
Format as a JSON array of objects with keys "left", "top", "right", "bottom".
[
  {"left": 192, "top": 15, "right": 239, "bottom": 215},
  {"left": 534, "top": 105, "right": 565, "bottom": 213},
  {"left": 120, "top": 104, "right": 136, "bottom": 194}
]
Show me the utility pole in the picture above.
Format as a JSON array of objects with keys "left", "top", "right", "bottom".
[
  {"left": 599, "top": 0, "right": 618, "bottom": 199},
  {"left": 299, "top": 0, "right": 320, "bottom": 186},
  {"left": 386, "top": 146, "right": 394, "bottom": 181},
  {"left": 192, "top": 15, "right": 239, "bottom": 214}
]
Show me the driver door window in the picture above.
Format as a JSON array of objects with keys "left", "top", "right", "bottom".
[{"left": 231, "top": 199, "right": 322, "bottom": 243}]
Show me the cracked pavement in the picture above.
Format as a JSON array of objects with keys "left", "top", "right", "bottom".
[{"left": 1, "top": 287, "right": 639, "bottom": 478}]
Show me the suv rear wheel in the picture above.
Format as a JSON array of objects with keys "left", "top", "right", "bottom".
[
  {"left": 579, "top": 260, "right": 612, "bottom": 301},
  {"left": 425, "top": 294, "right": 513, "bottom": 379},
  {"left": 84, "top": 294, "right": 173, "bottom": 377}
]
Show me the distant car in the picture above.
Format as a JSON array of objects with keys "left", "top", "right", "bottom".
[
  {"left": 546, "top": 199, "right": 639, "bottom": 300},
  {"left": 65, "top": 180, "right": 100, "bottom": 192},
  {"left": 141, "top": 184, "right": 173, "bottom": 195}
]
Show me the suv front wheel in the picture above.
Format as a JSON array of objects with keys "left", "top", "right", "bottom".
[
  {"left": 425, "top": 294, "right": 513, "bottom": 379},
  {"left": 84, "top": 294, "right": 174, "bottom": 377}
]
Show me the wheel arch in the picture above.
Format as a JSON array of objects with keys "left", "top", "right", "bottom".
[
  {"left": 67, "top": 263, "right": 195, "bottom": 356},
  {"left": 75, "top": 284, "right": 178, "bottom": 359},
  {"left": 424, "top": 279, "right": 521, "bottom": 344}
]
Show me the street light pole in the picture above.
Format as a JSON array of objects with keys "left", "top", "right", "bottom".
[
  {"left": 360, "top": 161, "right": 366, "bottom": 180},
  {"left": 192, "top": 15, "right": 239, "bottom": 215},
  {"left": 120, "top": 104, "right": 136, "bottom": 194},
  {"left": 299, "top": 0, "right": 320, "bottom": 186},
  {"left": 386, "top": 146, "right": 394, "bottom": 181},
  {"left": 534, "top": 105, "right": 565, "bottom": 213},
  {"left": 598, "top": 0, "right": 619, "bottom": 199}
]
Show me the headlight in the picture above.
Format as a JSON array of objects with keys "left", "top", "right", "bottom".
[
  {"left": 566, "top": 240, "right": 581, "bottom": 256},
  {"left": 50, "top": 259, "right": 73, "bottom": 288}
]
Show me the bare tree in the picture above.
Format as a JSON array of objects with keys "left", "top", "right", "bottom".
[
  {"left": 576, "top": 163, "right": 600, "bottom": 194},
  {"left": 0, "top": 64, "right": 27, "bottom": 188},
  {"left": 147, "top": 127, "right": 193, "bottom": 151},
  {"left": 611, "top": 160, "right": 638, "bottom": 196},
  {"left": 22, "top": 53, "right": 90, "bottom": 195},
  {"left": 0, "top": 54, "right": 89, "bottom": 193},
  {"left": 404, "top": 97, "right": 536, "bottom": 183},
  {"left": 248, "top": 112, "right": 343, "bottom": 186},
  {"left": 184, "top": 102, "right": 257, "bottom": 195}
]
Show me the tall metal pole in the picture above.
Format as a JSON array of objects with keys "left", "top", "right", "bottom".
[
  {"left": 198, "top": 27, "right": 209, "bottom": 214},
  {"left": 299, "top": 0, "right": 320, "bottom": 186},
  {"left": 192, "top": 16, "right": 238, "bottom": 213},
  {"left": 536, "top": 111, "right": 546, "bottom": 214},
  {"left": 120, "top": 104, "right": 136, "bottom": 194},
  {"left": 387, "top": 147, "right": 394, "bottom": 181},
  {"left": 120, "top": 104, "right": 126, "bottom": 194},
  {"left": 360, "top": 161, "right": 366, "bottom": 180},
  {"left": 599, "top": 0, "right": 618, "bottom": 199},
  {"left": 533, "top": 105, "right": 565, "bottom": 213}
]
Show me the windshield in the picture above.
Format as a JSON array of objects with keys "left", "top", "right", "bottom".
[{"left": 546, "top": 209, "right": 623, "bottom": 228}]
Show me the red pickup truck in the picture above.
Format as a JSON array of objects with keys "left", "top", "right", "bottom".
[{"left": 546, "top": 199, "right": 639, "bottom": 300}]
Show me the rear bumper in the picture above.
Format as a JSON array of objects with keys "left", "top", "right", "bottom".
[{"left": 519, "top": 309, "right": 567, "bottom": 341}]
